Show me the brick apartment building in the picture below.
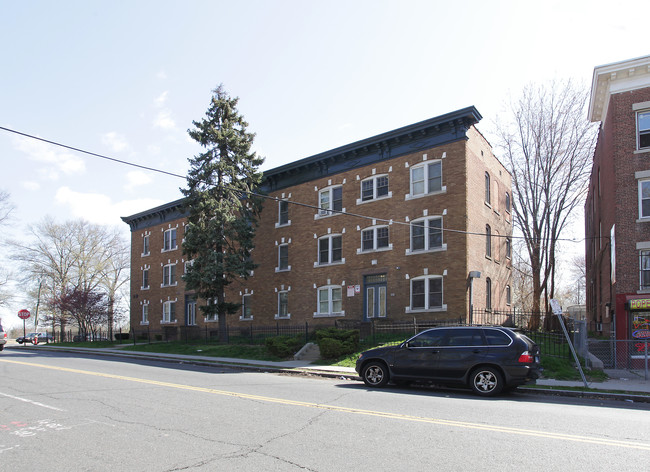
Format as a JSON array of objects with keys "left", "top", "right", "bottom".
[
  {"left": 585, "top": 55, "right": 650, "bottom": 345},
  {"left": 122, "top": 106, "right": 513, "bottom": 337}
]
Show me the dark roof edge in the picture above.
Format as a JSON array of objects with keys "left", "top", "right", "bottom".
[{"left": 264, "top": 106, "right": 481, "bottom": 178}]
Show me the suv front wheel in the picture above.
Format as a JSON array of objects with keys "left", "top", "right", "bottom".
[
  {"left": 470, "top": 366, "right": 504, "bottom": 396},
  {"left": 361, "top": 361, "right": 390, "bottom": 388}
]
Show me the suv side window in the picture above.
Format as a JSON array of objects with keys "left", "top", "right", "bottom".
[
  {"left": 483, "top": 329, "right": 512, "bottom": 346},
  {"left": 408, "top": 329, "right": 448, "bottom": 347},
  {"left": 443, "top": 328, "right": 485, "bottom": 346}
]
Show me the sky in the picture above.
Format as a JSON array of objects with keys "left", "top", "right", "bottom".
[{"left": 1, "top": 0, "right": 648, "bottom": 327}]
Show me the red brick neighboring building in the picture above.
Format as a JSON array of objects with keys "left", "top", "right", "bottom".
[
  {"left": 122, "top": 107, "right": 512, "bottom": 336},
  {"left": 585, "top": 55, "right": 650, "bottom": 345}
]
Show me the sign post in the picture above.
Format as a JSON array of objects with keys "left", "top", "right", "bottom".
[
  {"left": 17, "top": 309, "right": 31, "bottom": 345},
  {"left": 550, "top": 300, "right": 588, "bottom": 388}
]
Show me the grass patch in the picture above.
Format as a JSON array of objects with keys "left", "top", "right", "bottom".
[
  {"left": 541, "top": 355, "right": 608, "bottom": 382},
  {"left": 120, "top": 341, "right": 286, "bottom": 361}
]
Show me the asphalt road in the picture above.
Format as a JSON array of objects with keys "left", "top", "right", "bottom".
[{"left": 1, "top": 349, "right": 649, "bottom": 471}]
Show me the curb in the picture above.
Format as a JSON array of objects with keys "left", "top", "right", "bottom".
[{"left": 9, "top": 345, "right": 650, "bottom": 403}]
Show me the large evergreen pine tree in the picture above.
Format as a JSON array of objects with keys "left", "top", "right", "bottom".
[{"left": 181, "top": 85, "right": 264, "bottom": 341}]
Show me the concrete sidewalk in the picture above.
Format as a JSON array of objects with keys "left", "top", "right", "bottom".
[{"left": 8, "top": 344, "right": 650, "bottom": 401}]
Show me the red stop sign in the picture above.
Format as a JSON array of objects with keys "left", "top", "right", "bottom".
[{"left": 18, "top": 309, "right": 31, "bottom": 320}]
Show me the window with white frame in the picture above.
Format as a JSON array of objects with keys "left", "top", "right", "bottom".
[
  {"left": 360, "top": 175, "right": 389, "bottom": 202},
  {"left": 184, "top": 259, "right": 193, "bottom": 274},
  {"left": 410, "top": 161, "right": 442, "bottom": 197},
  {"left": 186, "top": 300, "right": 196, "bottom": 326},
  {"left": 317, "top": 286, "right": 343, "bottom": 316},
  {"left": 205, "top": 298, "right": 218, "bottom": 322},
  {"left": 162, "top": 263, "right": 176, "bottom": 286},
  {"left": 277, "top": 244, "right": 289, "bottom": 271},
  {"left": 639, "top": 180, "right": 650, "bottom": 219},
  {"left": 318, "top": 186, "right": 342, "bottom": 216},
  {"left": 506, "top": 285, "right": 511, "bottom": 305},
  {"left": 485, "top": 172, "right": 491, "bottom": 205},
  {"left": 278, "top": 200, "right": 290, "bottom": 226},
  {"left": 277, "top": 291, "right": 289, "bottom": 318},
  {"left": 409, "top": 217, "right": 443, "bottom": 253},
  {"left": 142, "top": 234, "right": 150, "bottom": 256},
  {"left": 638, "top": 111, "right": 650, "bottom": 150},
  {"left": 163, "top": 228, "right": 177, "bottom": 251},
  {"left": 318, "top": 235, "right": 342, "bottom": 265},
  {"left": 142, "top": 268, "right": 149, "bottom": 289},
  {"left": 361, "top": 226, "right": 389, "bottom": 252},
  {"left": 641, "top": 251, "right": 650, "bottom": 290},
  {"left": 410, "top": 276, "right": 443, "bottom": 311},
  {"left": 241, "top": 294, "right": 252, "bottom": 320},
  {"left": 141, "top": 303, "right": 149, "bottom": 324},
  {"left": 162, "top": 301, "right": 176, "bottom": 323}
]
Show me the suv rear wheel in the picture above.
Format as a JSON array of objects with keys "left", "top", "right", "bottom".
[
  {"left": 470, "top": 366, "right": 503, "bottom": 396},
  {"left": 361, "top": 361, "right": 390, "bottom": 388}
]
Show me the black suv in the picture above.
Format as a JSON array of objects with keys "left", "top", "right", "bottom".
[{"left": 355, "top": 326, "right": 541, "bottom": 396}]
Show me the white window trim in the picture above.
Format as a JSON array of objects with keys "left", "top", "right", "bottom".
[
  {"left": 405, "top": 275, "right": 447, "bottom": 314},
  {"left": 240, "top": 294, "right": 253, "bottom": 321},
  {"left": 141, "top": 234, "right": 150, "bottom": 257},
  {"left": 141, "top": 266, "right": 150, "bottom": 290},
  {"left": 356, "top": 174, "right": 392, "bottom": 205},
  {"left": 161, "top": 263, "right": 178, "bottom": 287},
  {"left": 358, "top": 225, "right": 393, "bottom": 254},
  {"left": 638, "top": 179, "right": 650, "bottom": 221},
  {"left": 162, "top": 228, "right": 178, "bottom": 253},
  {"left": 276, "top": 244, "right": 291, "bottom": 272},
  {"left": 275, "top": 291, "right": 291, "bottom": 319},
  {"left": 161, "top": 300, "right": 177, "bottom": 324},
  {"left": 405, "top": 217, "right": 447, "bottom": 255},
  {"left": 140, "top": 302, "right": 149, "bottom": 325},
  {"left": 637, "top": 109, "right": 650, "bottom": 151},
  {"left": 406, "top": 161, "right": 446, "bottom": 201},
  {"left": 314, "top": 285, "right": 345, "bottom": 317},
  {"left": 315, "top": 185, "right": 345, "bottom": 220},
  {"left": 315, "top": 234, "right": 345, "bottom": 267},
  {"left": 275, "top": 200, "right": 291, "bottom": 228}
]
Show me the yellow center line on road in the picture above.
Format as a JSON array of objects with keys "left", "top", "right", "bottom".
[{"left": 3, "top": 358, "right": 649, "bottom": 451}]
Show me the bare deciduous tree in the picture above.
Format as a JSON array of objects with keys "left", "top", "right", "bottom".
[
  {"left": 493, "top": 79, "right": 596, "bottom": 329},
  {"left": 0, "top": 190, "right": 14, "bottom": 307}
]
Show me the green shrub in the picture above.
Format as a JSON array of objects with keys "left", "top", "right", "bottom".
[
  {"left": 265, "top": 335, "right": 302, "bottom": 358},
  {"left": 315, "top": 328, "right": 359, "bottom": 359},
  {"left": 114, "top": 333, "right": 130, "bottom": 341}
]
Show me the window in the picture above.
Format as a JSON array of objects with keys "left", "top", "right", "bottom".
[
  {"left": 410, "top": 276, "right": 443, "bottom": 311},
  {"left": 641, "top": 251, "right": 650, "bottom": 290},
  {"left": 186, "top": 300, "right": 196, "bottom": 326},
  {"left": 505, "top": 192, "right": 511, "bottom": 213},
  {"left": 486, "top": 278, "right": 492, "bottom": 310},
  {"left": 317, "top": 286, "right": 343, "bottom": 316},
  {"left": 361, "top": 175, "right": 389, "bottom": 202},
  {"left": 361, "top": 226, "right": 389, "bottom": 252},
  {"left": 410, "top": 161, "right": 442, "bottom": 197},
  {"left": 162, "top": 263, "right": 176, "bottom": 286},
  {"left": 486, "top": 225, "right": 492, "bottom": 258},
  {"left": 278, "top": 200, "right": 289, "bottom": 226},
  {"left": 278, "top": 244, "right": 289, "bottom": 271},
  {"left": 318, "top": 235, "right": 342, "bottom": 265},
  {"left": 141, "top": 303, "right": 149, "bottom": 324},
  {"left": 485, "top": 172, "right": 491, "bottom": 205},
  {"left": 638, "top": 111, "right": 650, "bottom": 150},
  {"left": 639, "top": 180, "right": 650, "bottom": 219},
  {"left": 142, "top": 268, "right": 149, "bottom": 289},
  {"left": 206, "top": 298, "right": 218, "bottom": 322},
  {"left": 277, "top": 291, "right": 289, "bottom": 319},
  {"left": 506, "top": 285, "right": 512, "bottom": 305},
  {"left": 318, "top": 186, "right": 342, "bottom": 216},
  {"left": 142, "top": 234, "right": 150, "bottom": 256},
  {"left": 409, "top": 217, "right": 443, "bottom": 253},
  {"left": 162, "top": 301, "right": 176, "bottom": 323},
  {"left": 505, "top": 237, "right": 512, "bottom": 259},
  {"left": 163, "top": 228, "right": 177, "bottom": 251},
  {"left": 241, "top": 294, "right": 252, "bottom": 320}
]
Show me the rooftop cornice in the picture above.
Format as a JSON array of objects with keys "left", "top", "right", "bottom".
[{"left": 589, "top": 55, "right": 650, "bottom": 123}]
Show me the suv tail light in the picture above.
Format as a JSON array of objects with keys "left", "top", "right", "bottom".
[{"left": 518, "top": 351, "right": 534, "bottom": 364}]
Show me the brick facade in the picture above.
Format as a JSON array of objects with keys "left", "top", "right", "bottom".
[
  {"left": 585, "top": 55, "right": 650, "bottom": 341},
  {"left": 123, "top": 107, "right": 512, "bottom": 334}
]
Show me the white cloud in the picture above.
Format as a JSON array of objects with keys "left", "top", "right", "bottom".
[
  {"left": 124, "top": 170, "right": 152, "bottom": 191},
  {"left": 22, "top": 181, "right": 40, "bottom": 191},
  {"left": 55, "top": 186, "right": 164, "bottom": 226},
  {"left": 101, "top": 132, "right": 129, "bottom": 152},
  {"left": 154, "top": 110, "right": 176, "bottom": 130},
  {"left": 154, "top": 91, "right": 169, "bottom": 108},
  {"left": 13, "top": 135, "right": 85, "bottom": 176},
  {"left": 157, "top": 70, "right": 167, "bottom": 80}
]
